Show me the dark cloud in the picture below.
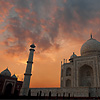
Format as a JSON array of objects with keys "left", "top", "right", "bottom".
[
  {"left": 65, "top": 0, "right": 100, "bottom": 22},
  {"left": 55, "top": 0, "right": 100, "bottom": 39},
  {"left": 1, "top": 0, "right": 100, "bottom": 56}
]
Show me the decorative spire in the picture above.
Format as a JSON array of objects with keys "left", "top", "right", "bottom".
[
  {"left": 66, "top": 59, "right": 67, "bottom": 63},
  {"left": 61, "top": 61, "right": 62, "bottom": 65},
  {"left": 91, "top": 33, "right": 93, "bottom": 39},
  {"left": 63, "top": 59, "right": 65, "bottom": 64},
  {"left": 6, "top": 67, "right": 9, "bottom": 70}
]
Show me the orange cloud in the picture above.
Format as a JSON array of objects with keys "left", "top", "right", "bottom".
[
  {"left": 15, "top": 8, "right": 30, "bottom": 18},
  {"left": 0, "top": 1, "right": 13, "bottom": 18}
]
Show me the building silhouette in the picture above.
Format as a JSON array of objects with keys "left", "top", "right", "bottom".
[{"left": 0, "top": 68, "right": 23, "bottom": 96}]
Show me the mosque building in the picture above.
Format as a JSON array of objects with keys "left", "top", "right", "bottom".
[
  {"left": 20, "top": 35, "right": 100, "bottom": 97},
  {"left": 0, "top": 68, "right": 23, "bottom": 96}
]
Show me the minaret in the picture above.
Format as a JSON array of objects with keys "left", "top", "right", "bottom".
[{"left": 20, "top": 44, "right": 36, "bottom": 96}]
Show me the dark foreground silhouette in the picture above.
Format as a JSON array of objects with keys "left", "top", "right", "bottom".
[{"left": 1, "top": 95, "right": 100, "bottom": 100}]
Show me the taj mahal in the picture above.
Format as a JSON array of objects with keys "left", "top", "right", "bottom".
[{"left": 20, "top": 35, "right": 100, "bottom": 97}]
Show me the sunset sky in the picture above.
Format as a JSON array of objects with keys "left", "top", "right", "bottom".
[{"left": 0, "top": 0, "right": 100, "bottom": 88}]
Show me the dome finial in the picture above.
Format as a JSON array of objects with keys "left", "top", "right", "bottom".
[
  {"left": 91, "top": 33, "right": 92, "bottom": 39},
  {"left": 70, "top": 52, "right": 77, "bottom": 59}
]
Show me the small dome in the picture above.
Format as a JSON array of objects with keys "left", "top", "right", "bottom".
[
  {"left": 81, "top": 36, "right": 100, "bottom": 56},
  {"left": 12, "top": 74, "right": 17, "bottom": 78},
  {"left": 70, "top": 52, "right": 77, "bottom": 59},
  {"left": 30, "top": 44, "right": 36, "bottom": 48},
  {"left": 0, "top": 68, "right": 11, "bottom": 76}
]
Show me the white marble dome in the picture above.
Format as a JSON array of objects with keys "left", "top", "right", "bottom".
[
  {"left": 81, "top": 36, "right": 100, "bottom": 56},
  {"left": 70, "top": 52, "right": 77, "bottom": 59},
  {"left": 0, "top": 68, "right": 11, "bottom": 76},
  {"left": 12, "top": 74, "right": 17, "bottom": 78}
]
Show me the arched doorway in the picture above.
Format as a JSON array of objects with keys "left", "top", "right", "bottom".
[
  {"left": 66, "top": 79, "right": 71, "bottom": 87},
  {"left": 4, "top": 83, "right": 13, "bottom": 96},
  {"left": 79, "top": 64, "right": 93, "bottom": 87},
  {"left": 28, "top": 89, "right": 31, "bottom": 96},
  {"left": 14, "top": 89, "right": 19, "bottom": 96}
]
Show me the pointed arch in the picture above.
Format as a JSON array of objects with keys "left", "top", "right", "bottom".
[
  {"left": 66, "top": 68, "right": 71, "bottom": 76},
  {"left": 66, "top": 79, "right": 71, "bottom": 87},
  {"left": 4, "top": 83, "right": 12, "bottom": 96},
  {"left": 79, "top": 64, "right": 93, "bottom": 87}
]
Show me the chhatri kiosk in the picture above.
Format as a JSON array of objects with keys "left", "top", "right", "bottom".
[{"left": 21, "top": 35, "right": 100, "bottom": 97}]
